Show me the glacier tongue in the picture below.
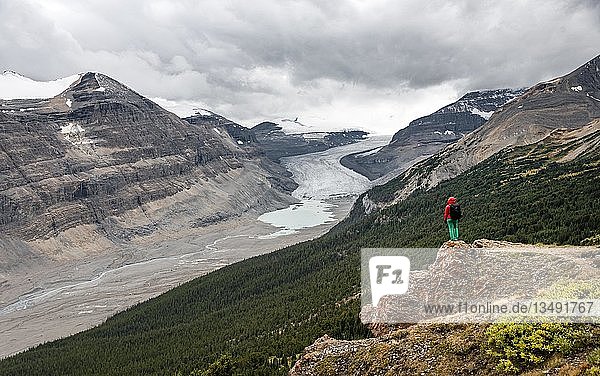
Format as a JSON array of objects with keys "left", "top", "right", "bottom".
[{"left": 258, "top": 137, "right": 389, "bottom": 237}]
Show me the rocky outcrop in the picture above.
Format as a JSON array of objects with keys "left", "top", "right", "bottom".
[
  {"left": 290, "top": 240, "right": 600, "bottom": 375},
  {"left": 341, "top": 89, "right": 524, "bottom": 180},
  {"left": 361, "top": 239, "right": 599, "bottom": 326},
  {"left": 0, "top": 72, "right": 296, "bottom": 243},
  {"left": 290, "top": 324, "right": 497, "bottom": 376},
  {"left": 184, "top": 110, "right": 259, "bottom": 149}
]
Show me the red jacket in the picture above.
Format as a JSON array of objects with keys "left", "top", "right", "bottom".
[{"left": 444, "top": 197, "right": 457, "bottom": 221}]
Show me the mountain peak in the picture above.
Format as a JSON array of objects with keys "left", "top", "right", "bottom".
[
  {"left": 562, "top": 53, "right": 600, "bottom": 94},
  {"left": 61, "top": 72, "right": 154, "bottom": 108},
  {"left": 66, "top": 72, "right": 127, "bottom": 95},
  {"left": 1, "top": 70, "right": 25, "bottom": 78}
]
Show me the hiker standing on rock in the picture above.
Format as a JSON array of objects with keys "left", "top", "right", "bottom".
[{"left": 444, "top": 197, "right": 461, "bottom": 241}]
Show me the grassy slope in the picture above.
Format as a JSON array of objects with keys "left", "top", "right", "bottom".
[{"left": 0, "top": 141, "right": 599, "bottom": 375}]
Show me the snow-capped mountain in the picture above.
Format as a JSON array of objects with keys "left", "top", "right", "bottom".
[
  {"left": 184, "top": 111, "right": 369, "bottom": 162},
  {"left": 363, "top": 54, "right": 600, "bottom": 209},
  {"left": 435, "top": 88, "right": 523, "bottom": 120},
  {"left": 267, "top": 117, "right": 320, "bottom": 134},
  {"left": 341, "top": 88, "right": 525, "bottom": 180}
]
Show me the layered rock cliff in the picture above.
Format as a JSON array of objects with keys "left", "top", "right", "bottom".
[{"left": 0, "top": 72, "right": 295, "bottom": 246}]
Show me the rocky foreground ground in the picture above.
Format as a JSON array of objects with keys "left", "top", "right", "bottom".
[{"left": 290, "top": 240, "right": 600, "bottom": 375}]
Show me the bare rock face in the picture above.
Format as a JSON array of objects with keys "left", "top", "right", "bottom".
[
  {"left": 341, "top": 89, "right": 524, "bottom": 181},
  {"left": 0, "top": 72, "right": 294, "bottom": 242}
]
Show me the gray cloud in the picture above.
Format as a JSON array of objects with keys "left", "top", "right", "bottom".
[{"left": 1, "top": 0, "right": 599, "bottom": 133}]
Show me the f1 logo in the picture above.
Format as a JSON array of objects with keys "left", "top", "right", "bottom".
[{"left": 369, "top": 256, "right": 410, "bottom": 307}]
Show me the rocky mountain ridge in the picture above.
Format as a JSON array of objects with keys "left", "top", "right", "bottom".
[
  {"left": 359, "top": 54, "right": 600, "bottom": 212},
  {"left": 341, "top": 88, "right": 524, "bottom": 180},
  {"left": 251, "top": 121, "right": 368, "bottom": 162},
  {"left": 0, "top": 72, "right": 295, "bottom": 252}
]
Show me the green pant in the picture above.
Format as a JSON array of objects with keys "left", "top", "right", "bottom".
[{"left": 447, "top": 219, "right": 459, "bottom": 240}]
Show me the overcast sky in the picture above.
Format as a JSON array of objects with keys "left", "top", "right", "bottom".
[{"left": 1, "top": 0, "right": 599, "bottom": 134}]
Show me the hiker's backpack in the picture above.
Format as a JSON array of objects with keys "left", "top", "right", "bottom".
[{"left": 449, "top": 204, "right": 462, "bottom": 220}]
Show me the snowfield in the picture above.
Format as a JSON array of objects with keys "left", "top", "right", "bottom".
[
  {"left": 151, "top": 97, "right": 213, "bottom": 117},
  {"left": 470, "top": 108, "right": 494, "bottom": 120},
  {"left": 269, "top": 118, "right": 365, "bottom": 135},
  {"left": 0, "top": 71, "right": 80, "bottom": 99},
  {"left": 274, "top": 118, "right": 318, "bottom": 134}
]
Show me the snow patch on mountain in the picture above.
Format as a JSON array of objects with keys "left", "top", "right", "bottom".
[
  {"left": 437, "top": 89, "right": 524, "bottom": 119},
  {"left": 60, "top": 122, "right": 94, "bottom": 146},
  {"left": 470, "top": 108, "right": 493, "bottom": 119},
  {"left": 587, "top": 93, "right": 600, "bottom": 102},
  {"left": 0, "top": 71, "right": 80, "bottom": 99},
  {"left": 151, "top": 97, "right": 214, "bottom": 118},
  {"left": 571, "top": 85, "right": 583, "bottom": 92},
  {"left": 269, "top": 117, "right": 364, "bottom": 135}
]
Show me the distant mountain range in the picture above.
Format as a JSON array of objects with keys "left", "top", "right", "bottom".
[
  {"left": 341, "top": 88, "right": 525, "bottom": 180},
  {"left": 183, "top": 112, "right": 368, "bottom": 162},
  {"left": 250, "top": 120, "right": 367, "bottom": 161}
]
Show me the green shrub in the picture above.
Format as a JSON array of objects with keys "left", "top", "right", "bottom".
[
  {"left": 588, "top": 348, "right": 600, "bottom": 366},
  {"left": 485, "top": 323, "right": 590, "bottom": 373},
  {"left": 587, "top": 366, "right": 600, "bottom": 376}
]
